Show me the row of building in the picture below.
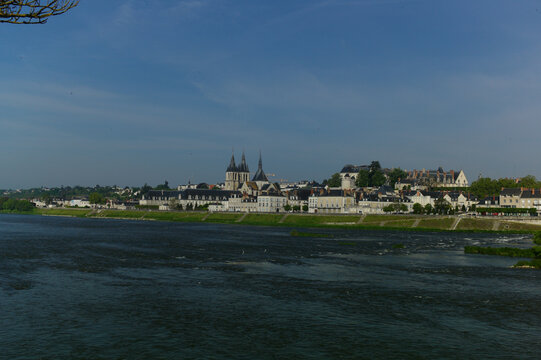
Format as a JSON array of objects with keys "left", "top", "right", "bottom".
[{"left": 137, "top": 154, "right": 478, "bottom": 214}]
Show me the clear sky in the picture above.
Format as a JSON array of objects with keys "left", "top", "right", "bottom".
[{"left": 2, "top": 0, "right": 541, "bottom": 188}]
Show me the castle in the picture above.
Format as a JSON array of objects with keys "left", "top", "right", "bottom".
[{"left": 225, "top": 151, "right": 269, "bottom": 191}]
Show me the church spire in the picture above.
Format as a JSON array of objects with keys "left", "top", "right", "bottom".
[
  {"left": 238, "top": 150, "right": 249, "bottom": 172},
  {"left": 252, "top": 150, "right": 268, "bottom": 182},
  {"left": 227, "top": 152, "right": 237, "bottom": 172}
]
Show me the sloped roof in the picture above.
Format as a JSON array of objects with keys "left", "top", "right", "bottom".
[
  {"left": 252, "top": 152, "right": 268, "bottom": 182},
  {"left": 238, "top": 152, "right": 249, "bottom": 172},
  {"left": 227, "top": 154, "right": 237, "bottom": 172}
]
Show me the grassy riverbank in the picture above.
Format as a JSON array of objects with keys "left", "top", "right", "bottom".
[{"left": 7, "top": 208, "right": 541, "bottom": 235}]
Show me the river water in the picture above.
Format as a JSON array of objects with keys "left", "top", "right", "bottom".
[{"left": 1, "top": 214, "right": 540, "bottom": 359}]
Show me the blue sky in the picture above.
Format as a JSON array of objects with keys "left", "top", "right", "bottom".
[{"left": 2, "top": 0, "right": 541, "bottom": 188}]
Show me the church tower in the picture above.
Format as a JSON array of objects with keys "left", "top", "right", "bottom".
[
  {"left": 225, "top": 153, "right": 238, "bottom": 190},
  {"left": 237, "top": 151, "right": 250, "bottom": 184},
  {"left": 252, "top": 151, "right": 269, "bottom": 188}
]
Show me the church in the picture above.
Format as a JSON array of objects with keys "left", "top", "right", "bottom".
[{"left": 224, "top": 151, "right": 272, "bottom": 193}]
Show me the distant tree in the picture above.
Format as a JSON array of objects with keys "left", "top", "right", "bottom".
[
  {"left": 412, "top": 203, "right": 424, "bottom": 214},
  {"left": 141, "top": 183, "right": 152, "bottom": 195},
  {"left": 519, "top": 175, "right": 538, "bottom": 188},
  {"left": 469, "top": 177, "right": 500, "bottom": 199},
  {"left": 370, "top": 171, "right": 386, "bottom": 187},
  {"left": 400, "top": 204, "right": 408, "bottom": 212},
  {"left": 383, "top": 205, "right": 394, "bottom": 213},
  {"left": 434, "top": 197, "right": 451, "bottom": 215},
  {"left": 292, "top": 205, "right": 301, "bottom": 212},
  {"left": 155, "top": 181, "right": 170, "bottom": 190},
  {"left": 369, "top": 161, "right": 381, "bottom": 173},
  {"left": 284, "top": 204, "right": 292, "bottom": 212},
  {"left": 356, "top": 160, "right": 386, "bottom": 187},
  {"left": 41, "top": 193, "right": 51, "bottom": 205},
  {"left": 0, "top": 1, "right": 78, "bottom": 24},
  {"left": 461, "top": 205, "right": 467, "bottom": 212},
  {"left": 302, "top": 204, "right": 308, "bottom": 212},
  {"left": 424, "top": 203, "right": 433, "bottom": 214},
  {"left": 388, "top": 168, "right": 407, "bottom": 187},
  {"left": 325, "top": 173, "right": 341, "bottom": 187},
  {"left": 196, "top": 183, "right": 209, "bottom": 189},
  {"left": 89, "top": 192, "right": 105, "bottom": 204},
  {"left": 356, "top": 169, "right": 370, "bottom": 187},
  {"left": 15, "top": 200, "right": 34, "bottom": 211}
]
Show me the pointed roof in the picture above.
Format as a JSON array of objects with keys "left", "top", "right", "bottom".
[
  {"left": 252, "top": 151, "right": 268, "bottom": 182},
  {"left": 238, "top": 151, "right": 249, "bottom": 172},
  {"left": 227, "top": 153, "right": 237, "bottom": 172}
]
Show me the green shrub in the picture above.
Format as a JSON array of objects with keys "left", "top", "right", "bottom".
[
  {"left": 464, "top": 246, "right": 535, "bottom": 258},
  {"left": 533, "top": 232, "right": 541, "bottom": 245},
  {"left": 514, "top": 259, "right": 541, "bottom": 269}
]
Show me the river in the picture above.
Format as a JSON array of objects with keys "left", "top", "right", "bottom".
[{"left": 1, "top": 214, "right": 540, "bottom": 359}]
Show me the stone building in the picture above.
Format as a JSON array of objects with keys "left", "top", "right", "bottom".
[{"left": 225, "top": 152, "right": 250, "bottom": 191}]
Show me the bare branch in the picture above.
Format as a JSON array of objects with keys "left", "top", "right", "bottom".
[{"left": 0, "top": 0, "right": 79, "bottom": 24}]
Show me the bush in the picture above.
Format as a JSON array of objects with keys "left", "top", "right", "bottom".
[
  {"left": 514, "top": 259, "right": 541, "bottom": 269},
  {"left": 533, "top": 232, "right": 541, "bottom": 245},
  {"left": 464, "top": 246, "right": 535, "bottom": 258},
  {"left": 2, "top": 199, "right": 34, "bottom": 212}
]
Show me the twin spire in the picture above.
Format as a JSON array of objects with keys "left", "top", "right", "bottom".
[
  {"left": 227, "top": 151, "right": 249, "bottom": 173},
  {"left": 226, "top": 150, "right": 268, "bottom": 182}
]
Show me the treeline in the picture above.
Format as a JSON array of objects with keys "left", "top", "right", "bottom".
[
  {"left": 324, "top": 161, "right": 407, "bottom": 188},
  {"left": 0, "top": 198, "right": 34, "bottom": 211},
  {"left": 469, "top": 175, "right": 541, "bottom": 199},
  {"left": 3, "top": 185, "right": 134, "bottom": 201}
]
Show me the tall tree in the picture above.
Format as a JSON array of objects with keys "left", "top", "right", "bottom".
[
  {"left": 388, "top": 168, "right": 407, "bottom": 187},
  {"left": 0, "top": 1, "right": 78, "bottom": 24},
  {"left": 325, "top": 173, "right": 341, "bottom": 187},
  {"left": 518, "top": 175, "right": 538, "bottom": 188},
  {"left": 356, "top": 169, "right": 370, "bottom": 187}
]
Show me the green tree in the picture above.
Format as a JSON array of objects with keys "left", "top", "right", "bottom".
[
  {"left": 0, "top": 0, "right": 78, "bottom": 24},
  {"left": 41, "top": 193, "right": 51, "bottom": 205},
  {"left": 369, "top": 161, "right": 381, "bottom": 173},
  {"left": 424, "top": 203, "right": 433, "bottom": 214},
  {"left": 15, "top": 200, "right": 34, "bottom": 211},
  {"left": 325, "top": 173, "right": 341, "bottom": 187},
  {"left": 140, "top": 183, "right": 152, "bottom": 196},
  {"left": 356, "top": 169, "right": 370, "bottom": 187},
  {"left": 302, "top": 204, "right": 308, "bottom": 212},
  {"left": 89, "top": 192, "right": 105, "bottom": 204},
  {"left": 434, "top": 197, "right": 451, "bottom": 215},
  {"left": 363, "top": 160, "right": 386, "bottom": 187},
  {"left": 370, "top": 171, "right": 386, "bottom": 187},
  {"left": 469, "top": 177, "right": 500, "bottom": 199},
  {"left": 412, "top": 203, "right": 424, "bottom": 214},
  {"left": 388, "top": 168, "right": 407, "bottom": 187},
  {"left": 155, "top": 181, "right": 170, "bottom": 190},
  {"left": 519, "top": 175, "right": 538, "bottom": 188},
  {"left": 284, "top": 204, "right": 292, "bottom": 212},
  {"left": 292, "top": 205, "right": 301, "bottom": 212}
]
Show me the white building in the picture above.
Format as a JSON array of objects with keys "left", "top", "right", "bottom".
[{"left": 257, "top": 195, "right": 287, "bottom": 213}]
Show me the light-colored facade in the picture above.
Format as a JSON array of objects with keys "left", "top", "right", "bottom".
[{"left": 257, "top": 195, "right": 287, "bottom": 213}]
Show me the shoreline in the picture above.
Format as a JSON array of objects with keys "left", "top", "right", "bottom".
[{"left": 3, "top": 208, "right": 541, "bottom": 235}]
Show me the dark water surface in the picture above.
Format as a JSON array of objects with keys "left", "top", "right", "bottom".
[{"left": 1, "top": 214, "right": 540, "bottom": 359}]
